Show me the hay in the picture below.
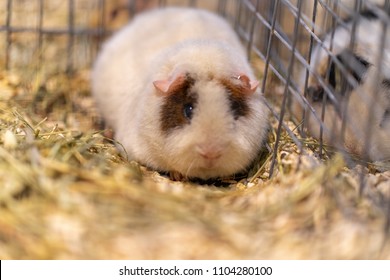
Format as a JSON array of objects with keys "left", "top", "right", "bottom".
[{"left": 0, "top": 69, "right": 389, "bottom": 259}]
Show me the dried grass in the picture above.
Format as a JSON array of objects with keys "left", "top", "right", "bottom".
[{"left": 1, "top": 69, "right": 390, "bottom": 259}]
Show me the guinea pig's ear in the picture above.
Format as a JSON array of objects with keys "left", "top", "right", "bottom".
[
  {"left": 236, "top": 74, "right": 259, "bottom": 95},
  {"left": 153, "top": 73, "right": 186, "bottom": 96}
]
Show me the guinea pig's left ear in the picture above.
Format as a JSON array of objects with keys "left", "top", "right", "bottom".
[
  {"left": 153, "top": 73, "right": 186, "bottom": 96},
  {"left": 235, "top": 74, "right": 259, "bottom": 95}
]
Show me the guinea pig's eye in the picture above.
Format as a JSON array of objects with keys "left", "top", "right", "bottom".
[{"left": 183, "top": 103, "right": 194, "bottom": 120}]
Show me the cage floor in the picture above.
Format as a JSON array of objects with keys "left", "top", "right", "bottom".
[{"left": 0, "top": 69, "right": 389, "bottom": 259}]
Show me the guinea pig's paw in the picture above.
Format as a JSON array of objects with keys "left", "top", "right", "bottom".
[
  {"left": 168, "top": 170, "right": 187, "bottom": 181},
  {"left": 103, "top": 128, "right": 114, "bottom": 139}
]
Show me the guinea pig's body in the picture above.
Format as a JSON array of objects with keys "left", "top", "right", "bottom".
[
  {"left": 92, "top": 7, "right": 269, "bottom": 179},
  {"left": 294, "top": 9, "right": 390, "bottom": 162}
]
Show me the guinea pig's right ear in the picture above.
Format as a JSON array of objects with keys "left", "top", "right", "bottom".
[
  {"left": 236, "top": 74, "right": 259, "bottom": 95},
  {"left": 153, "top": 73, "right": 186, "bottom": 96}
]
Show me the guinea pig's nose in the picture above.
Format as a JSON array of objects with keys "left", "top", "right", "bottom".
[{"left": 196, "top": 144, "right": 223, "bottom": 160}]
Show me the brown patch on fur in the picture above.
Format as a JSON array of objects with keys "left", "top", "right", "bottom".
[
  {"left": 219, "top": 78, "right": 251, "bottom": 120},
  {"left": 160, "top": 74, "right": 196, "bottom": 134}
]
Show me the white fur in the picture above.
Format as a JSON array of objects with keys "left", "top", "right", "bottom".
[
  {"left": 92, "top": 7, "right": 269, "bottom": 179},
  {"left": 295, "top": 14, "right": 390, "bottom": 161}
]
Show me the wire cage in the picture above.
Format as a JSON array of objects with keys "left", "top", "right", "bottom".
[{"left": 1, "top": 0, "right": 390, "bottom": 180}]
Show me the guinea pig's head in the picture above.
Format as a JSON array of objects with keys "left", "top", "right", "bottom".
[
  {"left": 296, "top": 38, "right": 390, "bottom": 161},
  {"left": 150, "top": 70, "right": 269, "bottom": 180}
]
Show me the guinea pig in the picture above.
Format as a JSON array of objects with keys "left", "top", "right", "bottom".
[
  {"left": 91, "top": 7, "right": 269, "bottom": 180},
  {"left": 293, "top": 8, "right": 390, "bottom": 162}
]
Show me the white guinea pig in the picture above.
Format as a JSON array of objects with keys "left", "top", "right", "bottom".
[
  {"left": 92, "top": 7, "right": 269, "bottom": 180},
  {"left": 294, "top": 9, "right": 390, "bottom": 162}
]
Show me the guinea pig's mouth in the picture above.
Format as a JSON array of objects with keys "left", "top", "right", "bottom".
[
  {"left": 200, "top": 158, "right": 220, "bottom": 169},
  {"left": 190, "top": 158, "right": 235, "bottom": 177},
  {"left": 164, "top": 155, "right": 250, "bottom": 183},
  {"left": 186, "top": 159, "right": 220, "bottom": 172}
]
